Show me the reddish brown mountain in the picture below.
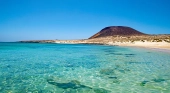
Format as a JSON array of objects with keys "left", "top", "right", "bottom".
[{"left": 89, "top": 26, "right": 146, "bottom": 39}]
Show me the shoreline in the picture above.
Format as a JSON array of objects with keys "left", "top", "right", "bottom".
[
  {"left": 16, "top": 41, "right": 170, "bottom": 54},
  {"left": 118, "top": 45, "right": 170, "bottom": 54},
  {"left": 54, "top": 40, "right": 170, "bottom": 54},
  {"left": 101, "top": 41, "right": 170, "bottom": 54},
  {"left": 106, "top": 41, "right": 170, "bottom": 49},
  {"left": 18, "top": 35, "right": 170, "bottom": 53}
]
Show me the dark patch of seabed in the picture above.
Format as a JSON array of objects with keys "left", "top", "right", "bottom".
[{"left": 47, "top": 78, "right": 111, "bottom": 93}]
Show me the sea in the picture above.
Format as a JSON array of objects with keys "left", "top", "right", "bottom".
[{"left": 0, "top": 42, "right": 170, "bottom": 93}]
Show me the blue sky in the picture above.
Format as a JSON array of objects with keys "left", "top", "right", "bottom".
[{"left": 0, "top": 0, "right": 170, "bottom": 41}]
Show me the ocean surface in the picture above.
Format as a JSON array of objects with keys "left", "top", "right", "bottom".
[{"left": 0, "top": 42, "right": 170, "bottom": 93}]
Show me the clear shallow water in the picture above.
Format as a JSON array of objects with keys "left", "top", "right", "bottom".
[{"left": 0, "top": 42, "right": 170, "bottom": 93}]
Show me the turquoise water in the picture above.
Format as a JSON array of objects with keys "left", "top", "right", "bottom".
[{"left": 0, "top": 42, "right": 170, "bottom": 93}]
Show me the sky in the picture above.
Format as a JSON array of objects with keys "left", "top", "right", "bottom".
[{"left": 0, "top": 0, "right": 170, "bottom": 42}]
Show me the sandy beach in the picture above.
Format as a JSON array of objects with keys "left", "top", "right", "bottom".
[
  {"left": 108, "top": 41, "right": 170, "bottom": 53},
  {"left": 53, "top": 36, "right": 170, "bottom": 53},
  {"left": 108, "top": 41, "right": 170, "bottom": 50},
  {"left": 55, "top": 40, "right": 170, "bottom": 49}
]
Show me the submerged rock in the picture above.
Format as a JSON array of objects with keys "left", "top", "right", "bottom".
[
  {"left": 152, "top": 78, "right": 166, "bottom": 82},
  {"left": 93, "top": 88, "right": 111, "bottom": 93},
  {"left": 128, "top": 62, "right": 152, "bottom": 64},
  {"left": 140, "top": 78, "right": 166, "bottom": 87},
  {"left": 114, "top": 65, "right": 122, "bottom": 70},
  {"left": 100, "top": 65, "right": 130, "bottom": 78},
  {"left": 125, "top": 54, "right": 135, "bottom": 56},
  {"left": 117, "top": 68, "right": 130, "bottom": 73},
  {"left": 47, "top": 79, "right": 91, "bottom": 89},
  {"left": 47, "top": 78, "right": 111, "bottom": 93},
  {"left": 108, "top": 76, "right": 117, "bottom": 79},
  {"left": 111, "top": 53, "right": 123, "bottom": 55},
  {"left": 140, "top": 81, "right": 149, "bottom": 86}
]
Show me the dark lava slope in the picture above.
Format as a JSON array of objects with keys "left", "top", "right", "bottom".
[{"left": 89, "top": 26, "right": 146, "bottom": 39}]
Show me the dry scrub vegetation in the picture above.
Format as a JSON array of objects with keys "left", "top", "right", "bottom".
[
  {"left": 20, "top": 35, "right": 170, "bottom": 44},
  {"left": 83, "top": 35, "right": 170, "bottom": 44}
]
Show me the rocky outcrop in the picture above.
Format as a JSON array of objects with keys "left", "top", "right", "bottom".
[{"left": 89, "top": 26, "right": 146, "bottom": 39}]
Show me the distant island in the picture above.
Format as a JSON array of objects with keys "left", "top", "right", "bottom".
[{"left": 20, "top": 26, "right": 170, "bottom": 50}]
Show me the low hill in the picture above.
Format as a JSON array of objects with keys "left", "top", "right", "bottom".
[{"left": 89, "top": 26, "right": 146, "bottom": 39}]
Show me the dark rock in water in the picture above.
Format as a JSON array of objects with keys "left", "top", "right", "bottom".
[
  {"left": 114, "top": 65, "right": 130, "bottom": 73},
  {"left": 128, "top": 62, "right": 152, "bottom": 65},
  {"left": 112, "top": 53, "right": 123, "bottom": 55},
  {"left": 124, "top": 68, "right": 131, "bottom": 71},
  {"left": 125, "top": 54, "right": 135, "bottom": 56},
  {"left": 125, "top": 56, "right": 131, "bottom": 57},
  {"left": 103, "top": 48, "right": 116, "bottom": 52},
  {"left": 115, "top": 65, "right": 121, "bottom": 68},
  {"left": 47, "top": 79, "right": 91, "bottom": 89},
  {"left": 152, "top": 78, "right": 166, "bottom": 82},
  {"left": 140, "top": 79, "right": 166, "bottom": 87},
  {"left": 89, "top": 26, "right": 146, "bottom": 39},
  {"left": 100, "top": 65, "right": 130, "bottom": 77},
  {"left": 140, "top": 81, "right": 149, "bottom": 86},
  {"left": 108, "top": 53, "right": 135, "bottom": 58},
  {"left": 125, "top": 54, "right": 135, "bottom": 57},
  {"left": 6, "top": 65, "right": 11, "bottom": 68},
  {"left": 114, "top": 65, "right": 121, "bottom": 70},
  {"left": 108, "top": 76, "right": 117, "bottom": 79},
  {"left": 104, "top": 49, "right": 116, "bottom": 53},
  {"left": 118, "top": 68, "right": 130, "bottom": 73},
  {"left": 47, "top": 78, "right": 111, "bottom": 93},
  {"left": 93, "top": 88, "right": 111, "bottom": 93}
]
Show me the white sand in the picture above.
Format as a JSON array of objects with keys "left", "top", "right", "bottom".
[
  {"left": 107, "top": 41, "right": 170, "bottom": 50},
  {"left": 106, "top": 41, "right": 170, "bottom": 53},
  {"left": 54, "top": 40, "right": 170, "bottom": 53}
]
